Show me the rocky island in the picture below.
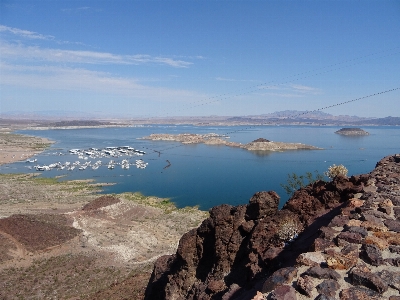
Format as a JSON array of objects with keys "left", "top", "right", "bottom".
[
  {"left": 141, "top": 133, "right": 322, "bottom": 152},
  {"left": 335, "top": 128, "right": 370, "bottom": 136}
]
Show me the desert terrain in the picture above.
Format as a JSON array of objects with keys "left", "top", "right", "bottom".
[{"left": 0, "top": 131, "right": 207, "bottom": 299}]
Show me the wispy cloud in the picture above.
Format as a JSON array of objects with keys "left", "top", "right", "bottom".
[
  {"left": 61, "top": 6, "right": 101, "bottom": 13},
  {"left": 0, "top": 42, "right": 193, "bottom": 68},
  {"left": 0, "top": 25, "right": 54, "bottom": 40},
  {"left": 0, "top": 63, "right": 203, "bottom": 100},
  {"left": 0, "top": 24, "right": 86, "bottom": 46},
  {"left": 215, "top": 77, "right": 257, "bottom": 82},
  {"left": 216, "top": 77, "right": 236, "bottom": 82},
  {"left": 290, "top": 84, "right": 321, "bottom": 94},
  {"left": 256, "top": 83, "right": 322, "bottom": 97}
]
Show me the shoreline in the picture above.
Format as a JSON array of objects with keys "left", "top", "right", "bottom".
[{"left": 0, "top": 132, "right": 54, "bottom": 165}]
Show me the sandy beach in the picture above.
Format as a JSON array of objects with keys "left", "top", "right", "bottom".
[{"left": 0, "top": 132, "right": 54, "bottom": 165}]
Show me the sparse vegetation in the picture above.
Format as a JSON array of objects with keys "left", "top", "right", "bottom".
[
  {"left": 324, "top": 164, "right": 348, "bottom": 179},
  {"left": 280, "top": 170, "right": 325, "bottom": 196},
  {"left": 276, "top": 216, "right": 301, "bottom": 242}
]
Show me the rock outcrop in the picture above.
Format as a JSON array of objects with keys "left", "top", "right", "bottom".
[
  {"left": 141, "top": 133, "right": 321, "bottom": 151},
  {"left": 145, "top": 154, "right": 400, "bottom": 299}
]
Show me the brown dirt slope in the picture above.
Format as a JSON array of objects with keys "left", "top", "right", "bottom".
[{"left": 0, "top": 214, "right": 81, "bottom": 252}]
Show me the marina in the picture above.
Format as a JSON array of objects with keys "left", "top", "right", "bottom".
[{"left": 26, "top": 146, "right": 148, "bottom": 171}]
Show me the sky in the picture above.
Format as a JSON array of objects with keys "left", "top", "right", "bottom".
[{"left": 0, "top": 0, "right": 399, "bottom": 118}]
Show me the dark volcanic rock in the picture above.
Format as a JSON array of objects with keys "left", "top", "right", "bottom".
[
  {"left": 296, "top": 275, "right": 314, "bottom": 297},
  {"left": 328, "top": 215, "right": 350, "bottom": 227},
  {"left": 350, "top": 268, "right": 388, "bottom": 293},
  {"left": 377, "top": 269, "right": 400, "bottom": 291},
  {"left": 311, "top": 238, "right": 335, "bottom": 251},
  {"left": 271, "top": 285, "right": 297, "bottom": 300},
  {"left": 245, "top": 191, "right": 279, "bottom": 220},
  {"left": 316, "top": 279, "right": 340, "bottom": 297},
  {"left": 339, "top": 286, "right": 381, "bottom": 300},
  {"left": 394, "top": 207, "right": 400, "bottom": 220},
  {"left": 315, "top": 295, "right": 336, "bottom": 300},
  {"left": 336, "top": 231, "right": 363, "bottom": 246},
  {"left": 390, "top": 245, "right": 400, "bottom": 254},
  {"left": 384, "top": 219, "right": 400, "bottom": 232},
  {"left": 342, "top": 225, "right": 368, "bottom": 238},
  {"left": 361, "top": 244, "right": 384, "bottom": 266},
  {"left": 303, "top": 266, "right": 341, "bottom": 280},
  {"left": 262, "top": 267, "right": 298, "bottom": 293},
  {"left": 385, "top": 257, "right": 400, "bottom": 266}
]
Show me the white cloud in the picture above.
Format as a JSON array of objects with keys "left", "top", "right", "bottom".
[
  {"left": 0, "top": 63, "right": 204, "bottom": 101},
  {"left": 216, "top": 77, "right": 237, "bottom": 82},
  {"left": 0, "top": 25, "right": 54, "bottom": 40},
  {"left": 0, "top": 41, "right": 192, "bottom": 68},
  {"left": 256, "top": 83, "right": 322, "bottom": 97},
  {"left": 290, "top": 84, "right": 321, "bottom": 94},
  {"left": 215, "top": 77, "right": 257, "bottom": 82}
]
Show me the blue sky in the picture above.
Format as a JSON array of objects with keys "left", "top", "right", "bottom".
[{"left": 1, "top": 0, "right": 399, "bottom": 118}]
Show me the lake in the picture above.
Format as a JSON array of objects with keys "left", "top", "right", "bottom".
[{"left": 1, "top": 125, "right": 399, "bottom": 210}]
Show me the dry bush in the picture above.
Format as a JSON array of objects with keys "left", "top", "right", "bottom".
[
  {"left": 276, "top": 216, "right": 300, "bottom": 242},
  {"left": 325, "top": 164, "right": 348, "bottom": 179}
]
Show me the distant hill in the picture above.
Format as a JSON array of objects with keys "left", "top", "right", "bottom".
[
  {"left": 0, "top": 110, "right": 99, "bottom": 120},
  {"left": 257, "top": 110, "right": 333, "bottom": 119},
  {"left": 354, "top": 116, "right": 400, "bottom": 126},
  {"left": 37, "top": 120, "right": 115, "bottom": 127},
  {"left": 1, "top": 110, "right": 399, "bottom": 126},
  {"left": 228, "top": 110, "right": 400, "bottom": 125}
]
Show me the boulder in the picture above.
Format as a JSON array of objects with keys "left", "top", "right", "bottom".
[
  {"left": 339, "top": 286, "right": 382, "bottom": 300},
  {"left": 361, "top": 244, "right": 384, "bottom": 266},
  {"left": 303, "top": 266, "right": 340, "bottom": 280},
  {"left": 262, "top": 267, "right": 298, "bottom": 293},
  {"left": 245, "top": 191, "right": 280, "bottom": 220},
  {"left": 296, "top": 275, "right": 314, "bottom": 297},
  {"left": 271, "top": 285, "right": 297, "bottom": 300},
  {"left": 350, "top": 268, "right": 388, "bottom": 293},
  {"left": 316, "top": 279, "right": 340, "bottom": 298}
]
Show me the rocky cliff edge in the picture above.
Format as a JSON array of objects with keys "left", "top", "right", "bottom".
[{"left": 145, "top": 154, "right": 400, "bottom": 300}]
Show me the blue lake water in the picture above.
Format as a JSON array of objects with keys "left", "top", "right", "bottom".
[{"left": 1, "top": 125, "right": 399, "bottom": 210}]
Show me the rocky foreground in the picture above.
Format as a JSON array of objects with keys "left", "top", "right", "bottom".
[
  {"left": 142, "top": 133, "right": 321, "bottom": 151},
  {"left": 145, "top": 154, "right": 400, "bottom": 299}
]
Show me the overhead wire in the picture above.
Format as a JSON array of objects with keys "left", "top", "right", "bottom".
[
  {"left": 136, "top": 47, "right": 400, "bottom": 161},
  {"left": 164, "top": 47, "right": 400, "bottom": 116}
]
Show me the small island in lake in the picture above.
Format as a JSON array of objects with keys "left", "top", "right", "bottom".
[
  {"left": 141, "top": 133, "right": 322, "bottom": 151},
  {"left": 335, "top": 127, "right": 369, "bottom": 136}
]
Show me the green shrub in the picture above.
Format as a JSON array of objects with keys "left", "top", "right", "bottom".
[{"left": 280, "top": 170, "right": 324, "bottom": 196}]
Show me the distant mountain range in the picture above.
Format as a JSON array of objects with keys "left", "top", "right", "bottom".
[
  {"left": 1, "top": 110, "right": 399, "bottom": 126},
  {"left": 226, "top": 110, "right": 400, "bottom": 126}
]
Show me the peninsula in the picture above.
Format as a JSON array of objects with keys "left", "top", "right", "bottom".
[{"left": 141, "top": 133, "right": 322, "bottom": 151}]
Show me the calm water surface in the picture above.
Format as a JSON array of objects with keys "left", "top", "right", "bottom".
[{"left": 1, "top": 125, "right": 399, "bottom": 210}]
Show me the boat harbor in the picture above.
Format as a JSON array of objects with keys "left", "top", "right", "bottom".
[{"left": 26, "top": 146, "right": 148, "bottom": 171}]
